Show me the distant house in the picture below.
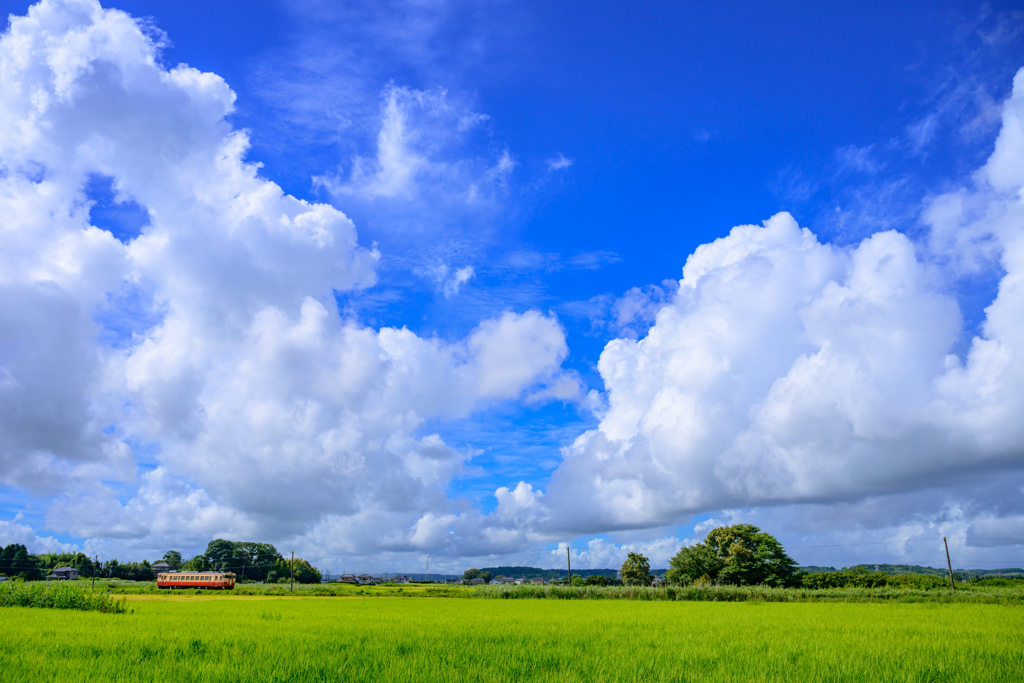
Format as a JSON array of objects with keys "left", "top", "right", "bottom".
[
  {"left": 357, "top": 574, "right": 374, "bottom": 585},
  {"left": 495, "top": 576, "right": 514, "bottom": 584},
  {"left": 652, "top": 577, "right": 666, "bottom": 586},
  {"left": 338, "top": 574, "right": 357, "bottom": 584},
  {"left": 514, "top": 578, "right": 525, "bottom": 585},
  {"left": 530, "top": 577, "right": 546, "bottom": 585},
  {"left": 470, "top": 578, "right": 485, "bottom": 585},
  {"left": 370, "top": 576, "right": 384, "bottom": 585},
  {"left": 151, "top": 562, "right": 173, "bottom": 577},
  {"left": 49, "top": 567, "right": 79, "bottom": 580},
  {"left": 392, "top": 575, "right": 410, "bottom": 584}
]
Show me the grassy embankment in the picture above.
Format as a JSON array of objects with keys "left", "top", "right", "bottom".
[{"left": 4, "top": 597, "right": 1024, "bottom": 681}]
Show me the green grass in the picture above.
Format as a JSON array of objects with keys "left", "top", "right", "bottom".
[{"left": 3, "top": 596, "right": 1024, "bottom": 681}]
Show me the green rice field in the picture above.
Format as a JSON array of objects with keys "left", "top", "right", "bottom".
[{"left": 4, "top": 595, "right": 1024, "bottom": 682}]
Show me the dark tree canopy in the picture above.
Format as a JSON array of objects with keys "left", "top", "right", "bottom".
[
  {"left": 267, "top": 557, "right": 321, "bottom": 584},
  {"left": 621, "top": 552, "right": 652, "bottom": 586},
  {"left": 161, "top": 550, "right": 183, "bottom": 569},
  {"left": 0, "top": 544, "right": 43, "bottom": 580},
  {"left": 198, "top": 539, "right": 284, "bottom": 581},
  {"left": 667, "top": 524, "right": 798, "bottom": 587}
]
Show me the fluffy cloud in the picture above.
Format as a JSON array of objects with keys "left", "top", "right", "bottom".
[
  {"left": 0, "top": 518, "right": 77, "bottom": 554},
  {"left": 506, "top": 67, "right": 1024, "bottom": 538},
  {"left": 0, "top": 0, "right": 572, "bottom": 556}
]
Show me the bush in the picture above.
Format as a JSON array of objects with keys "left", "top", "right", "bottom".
[{"left": 0, "top": 580, "right": 128, "bottom": 613}]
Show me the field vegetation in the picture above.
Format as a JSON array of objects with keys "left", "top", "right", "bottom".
[
  {"left": 0, "top": 579, "right": 128, "bottom": 613},
  {"left": 3, "top": 596, "right": 1023, "bottom": 681}
]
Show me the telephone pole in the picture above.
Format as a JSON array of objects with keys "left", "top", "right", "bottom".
[
  {"left": 943, "top": 537, "right": 955, "bottom": 591},
  {"left": 290, "top": 551, "right": 294, "bottom": 592}
]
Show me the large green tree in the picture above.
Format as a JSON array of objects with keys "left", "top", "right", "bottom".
[
  {"left": 620, "top": 552, "right": 652, "bottom": 586},
  {"left": 667, "top": 524, "right": 798, "bottom": 587},
  {"left": 161, "top": 551, "right": 183, "bottom": 570},
  {"left": 266, "top": 557, "right": 321, "bottom": 584},
  {"left": 200, "top": 540, "right": 283, "bottom": 581},
  {"left": 0, "top": 544, "right": 42, "bottom": 580}
]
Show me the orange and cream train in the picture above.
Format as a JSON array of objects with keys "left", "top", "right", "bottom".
[{"left": 157, "top": 571, "right": 236, "bottom": 590}]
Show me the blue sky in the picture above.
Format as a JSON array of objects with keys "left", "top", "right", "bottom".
[{"left": 1, "top": 0, "right": 1024, "bottom": 573}]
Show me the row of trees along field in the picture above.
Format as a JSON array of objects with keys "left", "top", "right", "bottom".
[
  {"left": 0, "top": 539, "right": 321, "bottom": 584},
  {"left": 620, "top": 524, "right": 1004, "bottom": 589}
]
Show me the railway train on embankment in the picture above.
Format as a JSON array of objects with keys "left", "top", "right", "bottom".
[{"left": 156, "top": 571, "right": 236, "bottom": 589}]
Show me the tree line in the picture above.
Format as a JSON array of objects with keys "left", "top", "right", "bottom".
[
  {"left": 0, "top": 539, "right": 321, "bottom": 584},
  {"left": 619, "top": 524, "right": 997, "bottom": 589}
]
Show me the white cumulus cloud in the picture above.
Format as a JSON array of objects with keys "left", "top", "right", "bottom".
[
  {"left": 0, "top": 0, "right": 574, "bottom": 558},
  {"left": 504, "top": 67, "right": 1024, "bottom": 538}
]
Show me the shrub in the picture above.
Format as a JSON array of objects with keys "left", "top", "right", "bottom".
[{"left": 0, "top": 580, "right": 128, "bottom": 613}]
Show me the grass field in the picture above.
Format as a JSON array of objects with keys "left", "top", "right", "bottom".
[{"left": 4, "top": 595, "right": 1024, "bottom": 682}]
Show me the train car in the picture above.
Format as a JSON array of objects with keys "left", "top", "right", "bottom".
[{"left": 157, "top": 571, "right": 236, "bottom": 590}]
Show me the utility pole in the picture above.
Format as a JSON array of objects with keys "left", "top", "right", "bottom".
[
  {"left": 567, "top": 546, "right": 571, "bottom": 586},
  {"left": 92, "top": 555, "right": 98, "bottom": 593},
  {"left": 943, "top": 537, "right": 955, "bottom": 591},
  {"left": 290, "top": 551, "right": 294, "bottom": 592}
]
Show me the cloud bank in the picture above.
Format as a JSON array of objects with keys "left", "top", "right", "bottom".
[
  {"left": 0, "top": 0, "right": 572, "bottom": 557},
  {"left": 516, "top": 68, "right": 1024, "bottom": 542}
]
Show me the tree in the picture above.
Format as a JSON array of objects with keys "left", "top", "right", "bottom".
[
  {"left": 230, "top": 541, "right": 283, "bottom": 582},
  {"left": 0, "top": 544, "right": 42, "bottom": 580},
  {"left": 192, "top": 540, "right": 283, "bottom": 581},
  {"left": 162, "top": 551, "right": 183, "bottom": 570},
  {"left": 462, "top": 568, "right": 482, "bottom": 582},
  {"left": 667, "top": 524, "right": 798, "bottom": 587},
  {"left": 205, "top": 539, "right": 237, "bottom": 571},
  {"left": 183, "top": 554, "right": 211, "bottom": 571},
  {"left": 621, "top": 552, "right": 652, "bottom": 586},
  {"left": 585, "top": 575, "right": 607, "bottom": 587},
  {"left": 266, "top": 557, "right": 320, "bottom": 584},
  {"left": 480, "top": 571, "right": 493, "bottom": 583}
]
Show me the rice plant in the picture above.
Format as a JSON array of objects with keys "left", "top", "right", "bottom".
[{"left": 3, "top": 597, "right": 1023, "bottom": 681}]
